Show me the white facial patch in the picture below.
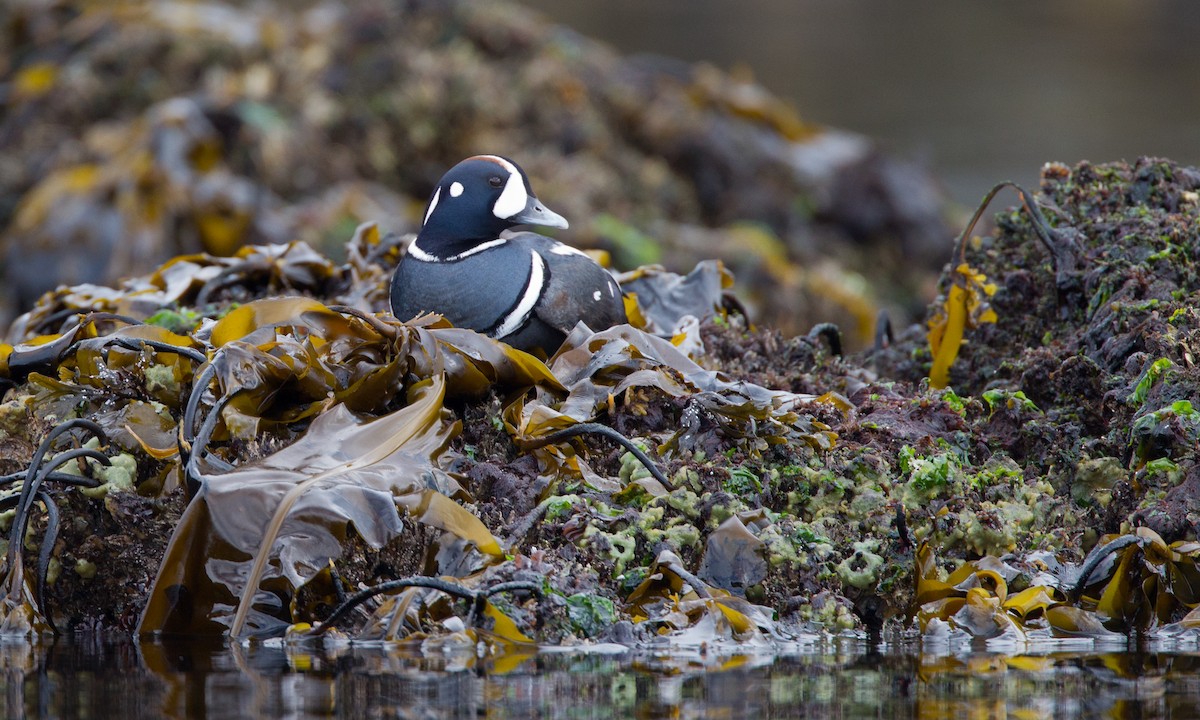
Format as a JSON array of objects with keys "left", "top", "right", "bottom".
[
  {"left": 492, "top": 169, "right": 528, "bottom": 220},
  {"left": 493, "top": 251, "right": 545, "bottom": 339},
  {"left": 423, "top": 186, "right": 442, "bottom": 226},
  {"left": 450, "top": 181, "right": 464, "bottom": 197},
  {"left": 593, "top": 290, "right": 602, "bottom": 301},
  {"left": 471, "top": 155, "right": 530, "bottom": 220}
]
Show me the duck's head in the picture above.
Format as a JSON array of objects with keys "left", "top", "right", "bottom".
[{"left": 414, "top": 155, "right": 568, "bottom": 257}]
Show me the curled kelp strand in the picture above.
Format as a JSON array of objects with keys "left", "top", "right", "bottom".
[
  {"left": 65, "top": 334, "right": 208, "bottom": 372},
  {"left": 953, "top": 182, "right": 1079, "bottom": 294},
  {"left": 873, "top": 310, "right": 894, "bottom": 351},
  {"left": 6, "top": 312, "right": 158, "bottom": 377},
  {"left": 1, "top": 419, "right": 108, "bottom": 633},
  {"left": 22, "top": 308, "right": 89, "bottom": 337},
  {"left": 79, "top": 311, "right": 145, "bottom": 328},
  {"left": 22, "top": 308, "right": 140, "bottom": 338},
  {"left": 10, "top": 420, "right": 108, "bottom": 549},
  {"left": 32, "top": 489, "right": 59, "bottom": 631},
  {"left": 473, "top": 580, "right": 543, "bottom": 623},
  {"left": 0, "top": 490, "right": 60, "bottom": 631},
  {"left": 102, "top": 336, "right": 208, "bottom": 365},
  {"left": 182, "top": 361, "right": 218, "bottom": 451},
  {"left": 3, "top": 321, "right": 84, "bottom": 379},
  {"left": 0, "top": 471, "right": 100, "bottom": 490},
  {"left": 528, "top": 423, "right": 675, "bottom": 491},
  {"left": 503, "top": 496, "right": 558, "bottom": 548},
  {"left": 184, "top": 390, "right": 236, "bottom": 494},
  {"left": 1069, "top": 534, "right": 1143, "bottom": 601},
  {"left": 310, "top": 577, "right": 481, "bottom": 635},
  {"left": 12, "top": 446, "right": 112, "bottom": 556},
  {"left": 311, "top": 576, "right": 543, "bottom": 638},
  {"left": 806, "top": 322, "right": 843, "bottom": 357},
  {"left": 325, "top": 305, "right": 397, "bottom": 338}
]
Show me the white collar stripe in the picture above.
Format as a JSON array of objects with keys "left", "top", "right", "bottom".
[
  {"left": 493, "top": 251, "right": 545, "bottom": 338},
  {"left": 450, "top": 237, "right": 506, "bottom": 260},
  {"left": 407, "top": 240, "right": 437, "bottom": 261},
  {"left": 408, "top": 237, "right": 507, "bottom": 263}
]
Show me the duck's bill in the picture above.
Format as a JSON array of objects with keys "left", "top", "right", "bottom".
[{"left": 512, "top": 197, "right": 569, "bottom": 229}]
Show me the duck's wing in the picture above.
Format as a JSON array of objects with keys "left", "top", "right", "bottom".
[{"left": 516, "top": 234, "right": 626, "bottom": 335}]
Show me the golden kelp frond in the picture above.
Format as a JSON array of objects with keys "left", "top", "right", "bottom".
[
  {"left": 927, "top": 263, "right": 997, "bottom": 390},
  {"left": 915, "top": 537, "right": 1200, "bottom": 643},
  {"left": 626, "top": 550, "right": 776, "bottom": 641},
  {"left": 210, "top": 297, "right": 362, "bottom": 347}
]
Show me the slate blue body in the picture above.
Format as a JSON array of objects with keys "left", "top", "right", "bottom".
[{"left": 390, "top": 155, "right": 626, "bottom": 355}]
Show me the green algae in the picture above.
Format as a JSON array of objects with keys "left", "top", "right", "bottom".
[
  {"left": 73, "top": 558, "right": 97, "bottom": 580},
  {"left": 836, "top": 540, "right": 885, "bottom": 590},
  {"left": 144, "top": 364, "right": 181, "bottom": 400}
]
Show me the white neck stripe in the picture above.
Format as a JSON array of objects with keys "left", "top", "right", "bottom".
[
  {"left": 452, "top": 237, "right": 507, "bottom": 259},
  {"left": 408, "top": 237, "right": 507, "bottom": 263},
  {"left": 407, "top": 240, "right": 438, "bottom": 261},
  {"left": 493, "top": 251, "right": 545, "bottom": 338}
]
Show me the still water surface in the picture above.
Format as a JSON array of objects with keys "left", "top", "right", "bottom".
[{"left": 4, "top": 637, "right": 1199, "bottom": 718}]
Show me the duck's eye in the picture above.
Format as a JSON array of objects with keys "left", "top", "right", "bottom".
[{"left": 488, "top": 176, "right": 504, "bottom": 188}]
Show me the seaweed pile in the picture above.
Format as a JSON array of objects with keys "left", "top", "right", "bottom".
[{"left": 0, "top": 158, "right": 1197, "bottom": 649}]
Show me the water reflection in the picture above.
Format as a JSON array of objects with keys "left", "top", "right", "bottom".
[{"left": 3, "top": 637, "right": 1200, "bottom": 718}]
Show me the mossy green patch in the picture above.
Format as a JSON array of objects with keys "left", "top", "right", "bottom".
[{"left": 566, "top": 593, "right": 618, "bottom": 637}]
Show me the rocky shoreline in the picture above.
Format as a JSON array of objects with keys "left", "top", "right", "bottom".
[{"left": 1, "top": 1, "right": 1198, "bottom": 645}]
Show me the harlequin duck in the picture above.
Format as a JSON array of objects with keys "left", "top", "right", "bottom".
[{"left": 391, "top": 155, "right": 626, "bottom": 355}]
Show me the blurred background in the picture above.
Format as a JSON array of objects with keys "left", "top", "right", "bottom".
[
  {"left": 525, "top": 0, "right": 1200, "bottom": 206},
  {"left": 3, "top": 0, "right": 1198, "bottom": 345}
]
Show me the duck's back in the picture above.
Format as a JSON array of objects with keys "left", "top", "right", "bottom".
[
  {"left": 390, "top": 242, "right": 532, "bottom": 335},
  {"left": 390, "top": 231, "right": 626, "bottom": 354}
]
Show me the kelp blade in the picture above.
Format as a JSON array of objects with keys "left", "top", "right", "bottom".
[{"left": 139, "top": 374, "right": 501, "bottom": 636}]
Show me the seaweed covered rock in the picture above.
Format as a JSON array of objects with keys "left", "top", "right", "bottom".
[
  {"left": 919, "top": 159, "right": 1200, "bottom": 540},
  {"left": 0, "top": 158, "right": 1192, "bottom": 644}
]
